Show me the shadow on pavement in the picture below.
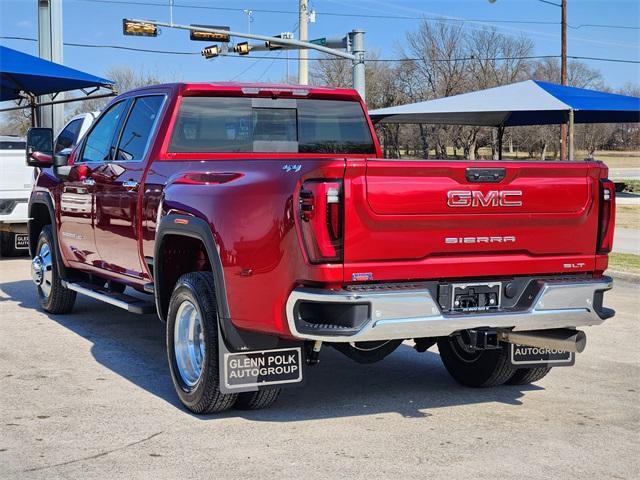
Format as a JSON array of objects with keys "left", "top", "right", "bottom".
[{"left": 1, "top": 274, "right": 542, "bottom": 421}]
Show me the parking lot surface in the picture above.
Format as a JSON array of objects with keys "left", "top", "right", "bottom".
[{"left": 1, "top": 257, "right": 639, "bottom": 480}]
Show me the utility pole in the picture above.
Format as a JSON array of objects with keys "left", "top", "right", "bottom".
[
  {"left": 560, "top": 0, "right": 569, "bottom": 160},
  {"left": 350, "top": 30, "right": 366, "bottom": 102},
  {"left": 37, "top": 0, "right": 64, "bottom": 132},
  {"left": 298, "top": 0, "right": 308, "bottom": 85}
]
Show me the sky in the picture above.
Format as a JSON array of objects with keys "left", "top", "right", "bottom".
[{"left": 0, "top": 0, "right": 639, "bottom": 90}]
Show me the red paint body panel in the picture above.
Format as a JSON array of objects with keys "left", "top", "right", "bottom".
[{"left": 32, "top": 82, "right": 614, "bottom": 339}]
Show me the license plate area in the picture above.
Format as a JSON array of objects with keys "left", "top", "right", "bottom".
[
  {"left": 451, "top": 282, "right": 501, "bottom": 313},
  {"left": 509, "top": 343, "right": 575, "bottom": 367},
  {"left": 14, "top": 234, "right": 29, "bottom": 250}
]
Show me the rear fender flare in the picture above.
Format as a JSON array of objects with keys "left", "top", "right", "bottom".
[{"left": 155, "top": 214, "right": 251, "bottom": 350}]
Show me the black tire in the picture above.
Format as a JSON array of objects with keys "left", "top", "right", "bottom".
[
  {"left": 506, "top": 367, "right": 552, "bottom": 385},
  {"left": 33, "top": 226, "right": 76, "bottom": 314},
  {"left": 166, "top": 271, "right": 237, "bottom": 414},
  {"left": 235, "top": 388, "right": 281, "bottom": 410},
  {"left": 437, "top": 336, "right": 516, "bottom": 388}
]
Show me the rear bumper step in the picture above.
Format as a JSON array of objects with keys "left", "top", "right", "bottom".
[{"left": 285, "top": 277, "right": 614, "bottom": 342}]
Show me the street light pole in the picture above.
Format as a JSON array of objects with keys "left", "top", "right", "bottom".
[
  {"left": 350, "top": 30, "right": 366, "bottom": 102},
  {"left": 298, "top": 0, "right": 309, "bottom": 85},
  {"left": 127, "top": 20, "right": 366, "bottom": 99}
]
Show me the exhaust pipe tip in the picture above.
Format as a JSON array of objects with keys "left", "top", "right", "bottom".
[{"left": 500, "top": 328, "right": 587, "bottom": 354}]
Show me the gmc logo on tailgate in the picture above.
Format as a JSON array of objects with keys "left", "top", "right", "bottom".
[{"left": 447, "top": 190, "right": 523, "bottom": 207}]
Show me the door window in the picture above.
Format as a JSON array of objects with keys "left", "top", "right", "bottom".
[
  {"left": 55, "top": 118, "right": 83, "bottom": 153},
  {"left": 80, "top": 101, "right": 127, "bottom": 163},
  {"left": 115, "top": 95, "right": 164, "bottom": 161}
]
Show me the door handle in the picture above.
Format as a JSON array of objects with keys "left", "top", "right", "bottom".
[
  {"left": 82, "top": 178, "right": 96, "bottom": 186},
  {"left": 122, "top": 180, "right": 139, "bottom": 190}
]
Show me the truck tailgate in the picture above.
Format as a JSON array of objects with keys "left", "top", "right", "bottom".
[{"left": 343, "top": 159, "right": 605, "bottom": 282}]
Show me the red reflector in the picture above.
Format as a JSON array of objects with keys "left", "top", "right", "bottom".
[{"left": 174, "top": 218, "right": 189, "bottom": 225}]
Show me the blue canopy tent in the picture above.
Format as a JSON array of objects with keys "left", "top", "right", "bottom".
[
  {"left": 369, "top": 80, "right": 640, "bottom": 158},
  {"left": 0, "top": 45, "right": 115, "bottom": 125}
]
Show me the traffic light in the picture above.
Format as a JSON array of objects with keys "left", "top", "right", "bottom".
[
  {"left": 122, "top": 19, "right": 158, "bottom": 37},
  {"left": 201, "top": 45, "right": 221, "bottom": 59},
  {"left": 265, "top": 35, "right": 284, "bottom": 50},
  {"left": 234, "top": 42, "right": 250, "bottom": 55},
  {"left": 190, "top": 25, "right": 230, "bottom": 43}
]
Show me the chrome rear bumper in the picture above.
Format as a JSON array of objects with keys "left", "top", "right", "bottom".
[{"left": 285, "top": 277, "right": 614, "bottom": 342}]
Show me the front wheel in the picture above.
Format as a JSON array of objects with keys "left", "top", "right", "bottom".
[
  {"left": 166, "top": 272, "right": 237, "bottom": 414},
  {"left": 437, "top": 336, "right": 516, "bottom": 387},
  {"left": 31, "top": 226, "right": 76, "bottom": 314}
]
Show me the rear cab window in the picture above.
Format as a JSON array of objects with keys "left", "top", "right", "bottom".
[{"left": 169, "top": 96, "right": 375, "bottom": 154}]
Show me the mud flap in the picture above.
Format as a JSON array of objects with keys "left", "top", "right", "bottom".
[
  {"left": 509, "top": 343, "right": 575, "bottom": 368},
  {"left": 218, "top": 329, "right": 304, "bottom": 394}
]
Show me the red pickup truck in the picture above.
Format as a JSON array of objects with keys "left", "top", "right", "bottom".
[{"left": 25, "top": 82, "right": 615, "bottom": 414}]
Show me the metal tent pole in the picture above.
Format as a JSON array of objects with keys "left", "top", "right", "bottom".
[{"left": 568, "top": 109, "right": 575, "bottom": 160}]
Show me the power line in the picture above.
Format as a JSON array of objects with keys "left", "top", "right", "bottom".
[
  {"left": 71, "top": 0, "right": 639, "bottom": 31},
  {"left": 2, "top": 36, "right": 639, "bottom": 64}
]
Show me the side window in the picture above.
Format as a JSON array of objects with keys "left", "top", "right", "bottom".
[
  {"left": 115, "top": 96, "right": 164, "bottom": 161},
  {"left": 54, "top": 118, "right": 83, "bottom": 153},
  {"left": 80, "top": 101, "right": 127, "bottom": 163}
]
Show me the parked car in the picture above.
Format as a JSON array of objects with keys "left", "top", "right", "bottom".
[
  {"left": 24, "top": 83, "right": 615, "bottom": 414},
  {"left": 0, "top": 135, "right": 31, "bottom": 256}
]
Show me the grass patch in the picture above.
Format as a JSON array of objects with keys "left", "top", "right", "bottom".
[
  {"left": 608, "top": 253, "right": 640, "bottom": 274},
  {"left": 616, "top": 206, "right": 640, "bottom": 229}
]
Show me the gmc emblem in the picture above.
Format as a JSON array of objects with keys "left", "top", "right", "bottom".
[{"left": 447, "top": 190, "right": 523, "bottom": 207}]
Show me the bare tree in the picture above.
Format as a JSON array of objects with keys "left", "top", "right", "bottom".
[
  {"left": 0, "top": 109, "right": 32, "bottom": 137},
  {"left": 67, "top": 66, "right": 166, "bottom": 117},
  {"left": 532, "top": 58, "right": 604, "bottom": 89}
]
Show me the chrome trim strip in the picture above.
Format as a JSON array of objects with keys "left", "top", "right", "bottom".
[{"left": 285, "top": 278, "right": 613, "bottom": 342}]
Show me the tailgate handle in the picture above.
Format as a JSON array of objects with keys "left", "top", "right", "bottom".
[{"left": 466, "top": 168, "right": 506, "bottom": 183}]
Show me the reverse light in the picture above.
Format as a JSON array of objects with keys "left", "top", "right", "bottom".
[
  {"left": 299, "top": 180, "right": 343, "bottom": 263},
  {"left": 597, "top": 179, "right": 616, "bottom": 254}
]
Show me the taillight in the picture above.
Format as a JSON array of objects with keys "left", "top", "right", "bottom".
[
  {"left": 298, "top": 180, "right": 343, "bottom": 263},
  {"left": 597, "top": 179, "right": 616, "bottom": 254}
]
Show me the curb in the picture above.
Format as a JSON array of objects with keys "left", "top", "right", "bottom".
[{"left": 606, "top": 269, "right": 640, "bottom": 284}]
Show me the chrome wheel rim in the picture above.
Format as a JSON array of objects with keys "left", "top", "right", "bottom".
[
  {"left": 32, "top": 243, "right": 53, "bottom": 299},
  {"left": 174, "top": 300, "right": 205, "bottom": 387}
]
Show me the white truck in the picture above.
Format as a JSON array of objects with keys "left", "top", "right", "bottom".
[
  {"left": 0, "top": 135, "right": 31, "bottom": 255},
  {"left": 0, "top": 112, "right": 97, "bottom": 256}
]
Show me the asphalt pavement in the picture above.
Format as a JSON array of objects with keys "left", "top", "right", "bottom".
[{"left": 1, "top": 257, "right": 638, "bottom": 480}]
